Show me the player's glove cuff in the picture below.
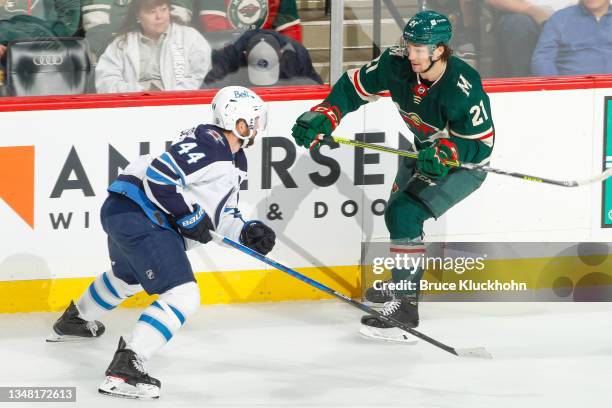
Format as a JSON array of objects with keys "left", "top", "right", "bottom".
[
  {"left": 436, "top": 139, "right": 459, "bottom": 162},
  {"left": 291, "top": 103, "right": 340, "bottom": 150},
  {"left": 309, "top": 103, "right": 341, "bottom": 130},
  {"left": 416, "top": 139, "right": 459, "bottom": 179},
  {"left": 174, "top": 204, "right": 214, "bottom": 244}
]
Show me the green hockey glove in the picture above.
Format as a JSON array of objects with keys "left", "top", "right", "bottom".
[
  {"left": 291, "top": 104, "right": 340, "bottom": 150},
  {"left": 416, "top": 139, "right": 460, "bottom": 179}
]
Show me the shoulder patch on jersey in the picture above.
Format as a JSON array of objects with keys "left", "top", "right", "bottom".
[
  {"left": 206, "top": 128, "right": 226, "bottom": 145},
  {"left": 456, "top": 74, "right": 473, "bottom": 97},
  {"left": 191, "top": 125, "right": 232, "bottom": 159},
  {"left": 195, "top": 125, "right": 228, "bottom": 144}
]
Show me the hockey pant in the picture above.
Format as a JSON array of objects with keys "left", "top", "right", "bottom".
[{"left": 383, "top": 156, "right": 486, "bottom": 297}]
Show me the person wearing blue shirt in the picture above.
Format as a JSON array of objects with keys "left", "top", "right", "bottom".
[{"left": 531, "top": 0, "right": 612, "bottom": 76}]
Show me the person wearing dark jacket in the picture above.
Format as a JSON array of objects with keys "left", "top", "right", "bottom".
[{"left": 204, "top": 29, "right": 322, "bottom": 88}]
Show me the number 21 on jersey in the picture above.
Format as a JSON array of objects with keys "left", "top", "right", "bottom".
[{"left": 470, "top": 100, "right": 489, "bottom": 126}]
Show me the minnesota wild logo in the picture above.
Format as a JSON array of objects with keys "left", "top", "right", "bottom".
[
  {"left": 398, "top": 110, "right": 439, "bottom": 142},
  {"left": 227, "top": 0, "right": 269, "bottom": 31}
]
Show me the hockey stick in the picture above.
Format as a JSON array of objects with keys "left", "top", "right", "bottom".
[
  {"left": 314, "top": 135, "right": 612, "bottom": 187},
  {"left": 210, "top": 231, "right": 492, "bottom": 359}
]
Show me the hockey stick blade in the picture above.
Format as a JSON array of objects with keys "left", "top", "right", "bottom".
[
  {"left": 576, "top": 167, "right": 612, "bottom": 186},
  {"left": 454, "top": 347, "right": 493, "bottom": 359},
  {"left": 210, "top": 231, "right": 492, "bottom": 359}
]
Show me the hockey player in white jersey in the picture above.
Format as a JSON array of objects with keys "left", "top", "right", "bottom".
[{"left": 48, "top": 86, "right": 275, "bottom": 400}]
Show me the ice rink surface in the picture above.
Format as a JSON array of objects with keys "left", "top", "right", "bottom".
[{"left": 0, "top": 301, "right": 611, "bottom": 408}]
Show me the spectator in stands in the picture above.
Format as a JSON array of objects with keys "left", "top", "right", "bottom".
[
  {"left": 531, "top": 0, "right": 612, "bottom": 75},
  {"left": 196, "top": 0, "right": 302, "bottom": 44},
  {"left": 95, "top": 0, "right": 212, "bottom": 93},
  {"left": 82, "top": 0, "right": 194, "bottom": 59},
  {"left": 203, "top": 29, "right": 321, "bottom": 88},
  {"left": 424, "top": 0, "right": 481, "bottom": 67},
  {"left": 485, "top": 0, "right": 575, "bottom": 76}
]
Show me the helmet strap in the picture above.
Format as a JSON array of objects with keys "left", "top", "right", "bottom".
[
  {"left": 421, "top": 44, "right": 442, "bottom": 74},
  {"left": 232, "top": 128, "right": 251, "bottom": 148},
  {"left": 421, "top": 56, "right": 437, "bottom": 74}
]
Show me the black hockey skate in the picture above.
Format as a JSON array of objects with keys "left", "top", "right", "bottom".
[
  {"left": 364, "top": 282, "right": 393, "bottom": 304},
  {"left": 359, "top": 297, "right": 419, "bottom": 343},
  {"left": 98, "top": 337, "right": 161, "bottom": 400},
  {"left": 46, "top": 300, "right": 105, "bottom": 342}
]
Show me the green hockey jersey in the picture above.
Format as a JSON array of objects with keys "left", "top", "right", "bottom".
[{"left": 324, "top": 47, "right": 495, "bottom": 164}]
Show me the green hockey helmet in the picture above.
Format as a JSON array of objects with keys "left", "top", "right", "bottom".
[{"left": 402, "top": 10, "right": 452, "bottom": 51}]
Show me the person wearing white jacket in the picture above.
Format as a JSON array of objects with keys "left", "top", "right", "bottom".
[{"left": 95, "top": 0, "right": 211, "bottom": 93}]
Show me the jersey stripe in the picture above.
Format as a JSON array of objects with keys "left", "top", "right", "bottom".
[
  {"left": 450, "top": 127, "right": 495, "bottom": 147},
  {"left": 146, "top": 167, "right": 179, "bottom": 186},
  {"left": 449, "top": 127, "right": 494, "bottom": 139},
  {"left": 159, "top": 152, "right": 186, "bottom": 186},
  {"left": 82, "top": 4, "right": 111, "bottom": 11},
  {"left": 150, "top": 159, "right": 180, "bottom": 182},
  {"left": 348, "top": 69, "right": 379, "bottom": 102},
  {"left": 82, "top": 11, "right": 110, "bottom": 29},
  {"left": 199, "top": 10, "right": 227, "bottom": 17},
  {"left": 275, "top": 19, "right": 301, "bottom": 32}
]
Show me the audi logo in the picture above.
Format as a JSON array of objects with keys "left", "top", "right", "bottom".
[{"left": 32, "top": 55, "right": 64, "bottom": 66}]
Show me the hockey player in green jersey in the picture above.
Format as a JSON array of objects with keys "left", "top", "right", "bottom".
[{"left": 291, "top": 10, "right": 494, "bottom": 342}]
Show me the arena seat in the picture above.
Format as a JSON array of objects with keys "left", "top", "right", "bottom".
[{"left": 6, "top": 37, "right": 93, "bottom": 97}]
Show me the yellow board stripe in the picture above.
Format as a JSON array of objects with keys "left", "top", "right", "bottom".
[
  {"left": 0, "top": 266, "right": 361, "bottom": 313},
  {"left": 1, "top": 255, "right": 611, "bottom": 313}
]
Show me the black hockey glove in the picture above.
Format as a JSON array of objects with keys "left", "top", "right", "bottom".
[
  {"left": 174, "top": 204, "right": 214, "bottom": 244},
  {"left": 240, "top": 221, "right": 276, "bottom": 255}
]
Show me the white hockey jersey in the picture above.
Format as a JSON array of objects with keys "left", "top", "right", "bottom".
[{"left": 108, "top": 124, "right": 248, "bottom": 248}]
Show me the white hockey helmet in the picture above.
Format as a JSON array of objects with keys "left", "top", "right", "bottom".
[{"left": 211, "top": 86, "right": 267, "bottom": 148}]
